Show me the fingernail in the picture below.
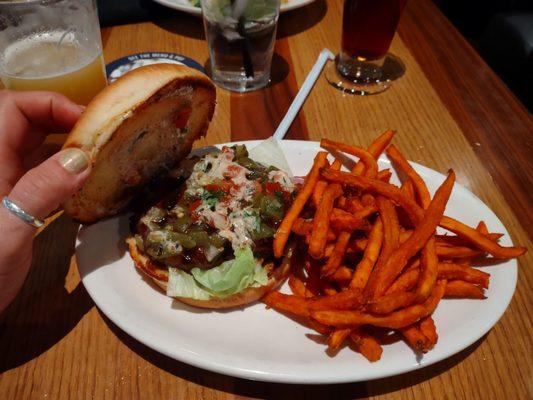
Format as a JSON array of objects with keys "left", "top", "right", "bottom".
[{"left": 58, "top": 148, "right": 89, "bottom": 174}]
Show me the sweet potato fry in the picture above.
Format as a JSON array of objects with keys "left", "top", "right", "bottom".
[
  {"left": 386, "top": 144, "right": 431, "bottom": 209},
  {"left": 313, "top": 281, "right": 445, "bottom": 329},
  {"left": 321, "top": 170, "right": 422, "bottom": 224},
  {"left": 438, "top": 263, "right": 490, "bottom": 288},
  {"left": 328, "top": 329, "right": 351, "bottom": 351},
  {"left": 440, "top": 216, "right": 526, "bottom": 259},
  {"left": 436, "top": 233, "right": 503, "bottom": 247},
  {"left": 350, "top": 328, "right": 383, "bottom": 362},
  {"left": 312, "top": 181, "right": 328, "bottom": 208},
  {"left": 376, "top": 196, "right": 400, "bottom": 260},
  {"left": 436, "top": 244, "right": 483, "bottom": 259},
  {"left": 321, "top": 138, "right": 378, "bottom": 178},
  {"left": 423, "top": 279, "right": 447, "bottom": 314},
  {"left": 419, "top": 316, "right": 438, "bottom": 350},
  {"left": 330, "top": 159, "right": 342, "bottom": 170},
  {"left": 324, "top": 243, "right": 335, "bottom": 258},
  {"left": 365, "top": 171, "right": 455, "bottom": 298},
  {"left": 350, "top": 218, "right": 384, "bottom": 289},
  {"left": 312, "top": 159, "right": 342, "bottom": 207},
  {"left": 405, "top": 257, "right": 421, "bottom": 271},
  {"left": 361, "top": 194, "right": 375, "bottom": 207},
  {"left": 309, "top": 183, "right": 343, "bottom": 259},
  {"left": 377, "top": 169, "right": 392, "bottom": 182},
  {"left": 444, "top": 280, "right": 486, "bottom": 299},
  {"left": 354, "top": 205, "right": 379, "bottom": 220},
  {"left": 399, "top": 229, "right": 413, "bottom": 244},
  {"left": 400, "top": 179, "right": 416, "bottom": 202},
  {"left": 400, "top": 324, "right": 429, "bottom": 353},
  {"left": 308, "top": 289, "right": 363, "bottom": 311},
  {"left": 321, "top": 231, "right": 352, "bottom": 277},
  {"left": 288, "top": 273, "right": 307, "bottom": 297},
  {"left": 328, "top": 266, "right": 353, "bottom": 282},
  {"left": 263, "top": 291, "right": 309, "bottom": 317},
  {"left": 330, "top": 208, "right": 371, "bottom": 232},
  {"left": 274, "top": 151, "right": 328, "bottom": 258},
  {"left": 292, "top": 218, "right": 312, "bottom": 236},
  {"left": 476, "top": 221, "right": 489, "bottom": 235},
  {"left": 350, "top": 238, "right": 368, "bottom": 253},
  {"left": 352, "top": 129, "right": 395, "bottom": 176},
  {"left": 415, "top": 237, "right": 438, "bottom": 301},
  {"left": 322, "top": 284, "right": 338, "bottom": 296},
  {"left": 344, "top": 197, "right": 364, "bottom": 212},
  {"left": 311, "top": 304, "right": 428, "bottom": 329},
  {"left": 387, "top": 269, "right": 420, "bottom": 294},
  {"left": 307, "top": 318, "right": 332, "bottom": 335},
  {"left": 367, "top": 291, "right": 416, "bottom": 314}
]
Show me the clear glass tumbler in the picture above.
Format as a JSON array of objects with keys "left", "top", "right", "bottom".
[
  {"left": 201, "top": 0, "right": 280, "bottom": 92},
  {"left": 0, "top": 0, "right": 107, "bottom": 105}
]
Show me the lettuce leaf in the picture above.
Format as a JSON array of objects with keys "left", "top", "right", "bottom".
[
  {"left": 166, "top": 246, "right": 268, "bottom": 300},
  {"left": 167, "top": 268, "right": 212, "bottom": 300}
]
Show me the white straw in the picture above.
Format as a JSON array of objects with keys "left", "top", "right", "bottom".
[{"left": 272, "top": 48, "right": 335, "bottom": 140}]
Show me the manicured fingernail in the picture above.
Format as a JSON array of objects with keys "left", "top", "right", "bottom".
[{"left": 58, "top": 148, "right": 89, "bottom": 174}]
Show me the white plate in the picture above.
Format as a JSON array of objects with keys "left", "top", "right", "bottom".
[
  {"left": 152, "top": 0, "right": 316, "bottom": 16},
  {"left": 76, "top": 140, "right": 518, "bottom": 384}
]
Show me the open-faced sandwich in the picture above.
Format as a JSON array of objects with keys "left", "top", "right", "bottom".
[{"left": 63, "top": 64, "right": 295, "bottom": 308}]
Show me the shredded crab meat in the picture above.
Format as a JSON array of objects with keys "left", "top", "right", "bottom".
[{"left": 185, "top": 147, "right": 294, "bottom": 251}]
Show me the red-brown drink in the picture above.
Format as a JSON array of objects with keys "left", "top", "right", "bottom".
[{"left": 342, "top": 0, "right": 407, "bottom": 61}]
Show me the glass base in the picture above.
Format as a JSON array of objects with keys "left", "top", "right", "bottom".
[
  {"left": 210, "top": 69, "right": 271, "bottom": 93},
  {"left": 325, "top": 53, "right": 406, "bottom": 95}
]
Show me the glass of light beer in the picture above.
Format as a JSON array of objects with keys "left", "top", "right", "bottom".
[
  {"left": 325, "top": 0, "right": 407, "bottom": 95},
  {"left": 0, "top": 0, "right": 107, "bottom": 105}
]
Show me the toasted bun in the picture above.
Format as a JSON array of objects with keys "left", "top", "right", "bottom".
[
  {"left": 63, "top": 64, "right": 216, "bottom": 223},
  {"left": 126, "top": 237, "right": 293, "bottom": 309}
]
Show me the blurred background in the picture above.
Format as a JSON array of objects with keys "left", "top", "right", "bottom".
[{"left": 95, "top": 0, "right": 532, "bottom": 111}]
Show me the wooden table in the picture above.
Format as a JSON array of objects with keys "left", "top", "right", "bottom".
[{"left": 1, "top": 0, "right": 531, "bottom": 398}]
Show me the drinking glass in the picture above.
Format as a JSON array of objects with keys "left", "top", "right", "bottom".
[
  {"left": 0, "top": 0, "right": 107, "bottom": 105},
  {"left": 325, "top": 0, "right": 407, "bottom": 95},
  {"left": 201, "top": 0, "right": 280, "bottom": 92}
]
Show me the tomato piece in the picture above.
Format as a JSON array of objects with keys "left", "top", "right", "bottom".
[
  {"left": 204, "top": 184, "right": 222, "bottom": 192},
  {"left": 265, "top": 182, "right": 282, "bottom": 195},
  {"left": 174, "top": 107, "right": 192, "bottom": 130},
  {"left": 188, "top": 199, "right": 202, "bottom": 219}
]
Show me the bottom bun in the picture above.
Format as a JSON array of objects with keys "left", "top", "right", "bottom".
[{"left": 126, "top": 237, "right": 293, "bottom": 309}]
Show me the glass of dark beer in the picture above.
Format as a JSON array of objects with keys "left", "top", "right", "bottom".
[{"left": 326, "top": 0, "right": 407, "bottom": 95}]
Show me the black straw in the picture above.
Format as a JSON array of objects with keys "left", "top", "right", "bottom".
[{"left": 232, "top": 1, "right": 254, "bottom": 78}]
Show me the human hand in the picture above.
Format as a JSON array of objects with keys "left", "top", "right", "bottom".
[{"left": 0, "top": 90, "right": 91, "bottom": 313}]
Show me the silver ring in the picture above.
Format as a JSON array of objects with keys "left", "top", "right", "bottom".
[{"left": 2, "top": 197, "right": 44, "bottom": 228}]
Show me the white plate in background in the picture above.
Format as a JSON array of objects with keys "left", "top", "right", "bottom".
[{"left": 152, "top": 0, "right": 317, "bottom": 16}]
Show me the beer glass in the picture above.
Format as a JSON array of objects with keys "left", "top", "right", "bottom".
[
  {"left": 0, "top": 0, "right": 107, "bottom": 105},
  {"left": 326, "top": 0, "right": 407, "bottom": 95}
]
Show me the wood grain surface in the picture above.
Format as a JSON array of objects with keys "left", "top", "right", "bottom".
[{"left": 0, "top": 0, "right": 531, "bottom": 399}]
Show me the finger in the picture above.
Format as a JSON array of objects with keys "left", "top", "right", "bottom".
[
  {"left": 0, "top": 90, "right": 84, "bottom": 153},
  {"left": 2, "top": 148, "right": 90, "bottom": 234},
  {"left": 11, "top": 90, "right": 83, "bottom": 133}
]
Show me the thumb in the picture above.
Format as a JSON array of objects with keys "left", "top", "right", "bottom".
[{"left": 5, "top": 148, "right": 90, "bottom": 230}]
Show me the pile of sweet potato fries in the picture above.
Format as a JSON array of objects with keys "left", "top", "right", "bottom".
[{"left": 265, "top": 131, "right": 526, "bottom": 362}]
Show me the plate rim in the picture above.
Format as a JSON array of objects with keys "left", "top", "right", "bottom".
[{"left": 78, "top": 139, "right": 518, "bottom": 384}]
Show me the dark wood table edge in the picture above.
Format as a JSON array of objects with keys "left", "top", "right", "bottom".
[{"left": 399, "top": 0, "right": 533, "bottom": 241}]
